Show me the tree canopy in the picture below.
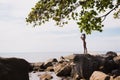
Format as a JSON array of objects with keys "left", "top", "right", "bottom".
[{"left": 26, "top": 0, "right": 120, "bottom": 34}]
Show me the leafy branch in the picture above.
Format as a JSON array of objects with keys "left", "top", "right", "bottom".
[
  {"left": 26, "top": 0, "right": 120, "bottom": 34},
  {"left": 99, "top": 4, "right": 120, "bottom": 22}
]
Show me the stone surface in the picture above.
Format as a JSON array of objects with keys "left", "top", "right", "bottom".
[
  {"left": 39, "top": 73, "right": 53, "bottom": 80},
  {"left": 90, "top": 71, "right": 111, "bottom": 80},
  {"left": 54, "top": 62, "right": 72, "bottom": 77}
]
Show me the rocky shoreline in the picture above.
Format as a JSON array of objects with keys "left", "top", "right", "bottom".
[
  {"left": 31, "top": 51, "right": 120, "bottom": 80},
  {"left": 1, "top": 51, "right": 120, "bottom": 80}
]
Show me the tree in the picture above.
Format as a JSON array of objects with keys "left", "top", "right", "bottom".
[{"left": 26, "top": 0, "right": 120, "bottom": 34}]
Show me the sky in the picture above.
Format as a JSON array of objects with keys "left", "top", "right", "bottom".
[{"left": 0, "top": 0, "right": 120, "bottom": 53}]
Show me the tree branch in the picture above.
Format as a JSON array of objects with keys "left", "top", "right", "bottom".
[{"left": 99, "top": 4, "right": 120, "bottom": 22}]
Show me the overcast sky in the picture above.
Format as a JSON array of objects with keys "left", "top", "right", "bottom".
[{"left": 0, "top": 0, "right": 120, "bottom": 53}]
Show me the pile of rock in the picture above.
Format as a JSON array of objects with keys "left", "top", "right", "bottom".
[{"left": 31, "top": 51, "right": 120, "bottom": 80}]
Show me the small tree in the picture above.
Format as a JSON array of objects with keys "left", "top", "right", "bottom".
[{"left": 26, "top": 0, "right": 120, "bottom": 34}]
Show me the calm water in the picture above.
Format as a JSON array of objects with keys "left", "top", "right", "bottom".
[
  {"left": 0, "top": 51, "right": 119, "bottom": 62},
  {"left": 0, "top": 52, "right": 78, "bottom": 62}
]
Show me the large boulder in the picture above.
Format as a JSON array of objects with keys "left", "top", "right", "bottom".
[
  {"left": 71, "top": 52, "right": 119, "bottom": 80},
  {"left": 109, "top": 55, "right": 120, "bottom": 78},
  {"left": 101, "top": 51, "right": 119, "bottom": 74},
  {"left": 71, "top": 54, "right": 105, "bottom": 80},
  {"left": 0, "top": 57, "right": 32, "bottom": 80}
]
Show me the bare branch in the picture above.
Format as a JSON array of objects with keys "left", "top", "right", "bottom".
[{"left": 99, "top": 4, "right": 120, "bottom": 22}]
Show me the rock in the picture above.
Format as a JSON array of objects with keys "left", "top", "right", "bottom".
[
  {"left": 90, "top": 71, "right": 120, "bottom": 80},
  {"left": 39, "top": 73, "right": 53, "bottom": 80},
  {"left": 90, "top": 71, "right": 111, "bottom": 80},
  {"left": 113, "top": 55, "right": 120, "bottom": 64},
  {"left": 31, "top": 62, "right": 45, "bottom": 72},
  {"left": 45, "top": 66, "right": 54, "bottom": 72},
  {"left": 60, "top": 77, "right": 73, "bottom": 80},
  {"left": 44, "top": 58, "right": 58, "bottom": 69},
  {"left": 101, "top": 52, "right": 119, "bottom": 74},
  {"left": 71, "top": 54, "right": 105, "bottom": 80},
  {"left": 61, "top": 54, "right": 75, "bottom": 61},
  {"left": 0, "top": 57, "right": 32, "bottom": 80},
  {"left": 113, "top": 76, "right": 120, "bottom": 80},
  {"left": 54, "top": 62, "right": 72, "bottom": 77},
  {"left": 110, "top": 69, "right": 120, "bottom": 78},
  {"left": 105, "top": 51, "right": 117, "bottom": 60}
]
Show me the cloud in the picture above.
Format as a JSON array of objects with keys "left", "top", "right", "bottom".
[{"left": 0, "top": 0, "right": 119, "bottom": 53}]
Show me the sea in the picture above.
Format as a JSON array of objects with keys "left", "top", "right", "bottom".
[
  {"left": 0, "top": 51, "right": 119, "bottom": 62},
  {"left": 0, "top": 52, "right": 79, "bottom": 62}
]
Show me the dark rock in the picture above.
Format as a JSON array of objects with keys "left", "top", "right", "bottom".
[
  {"left": 101, "top": 52, "right": 119, "bottom": 74},
  {"left": 70, "top": 52, "right": 120, "bottom": 80},
  {"left": 111, "top": 69, "right": 120, "bottom": 78},
  {"left": 0, "top": 57, "right": 32, "bottom": 80},
  {"left": 71, "top": 54, "right": 105, "bottom": 80},
  {"left": 109, "top": 56, "right": 120, "bottom": 78},
  {"left": 105, "top": 51, "right": 117, "bottom": 60}
]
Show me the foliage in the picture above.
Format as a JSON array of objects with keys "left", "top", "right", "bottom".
[{"left": 26, "top": 0, "right": 120, "bottom": 34}]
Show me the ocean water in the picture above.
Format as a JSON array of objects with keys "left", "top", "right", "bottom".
[
  {"left": 0, "top": 51, "right": 119, "bottom": 62},
  {"left": 0, "top": 52, "right": 78, "bottom": 62}
]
